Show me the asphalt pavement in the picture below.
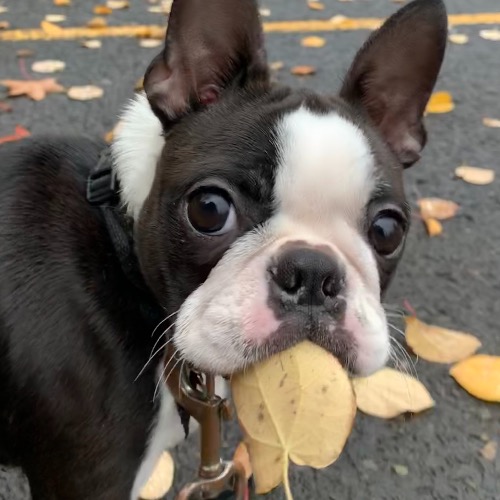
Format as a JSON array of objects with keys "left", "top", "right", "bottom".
[{"left": 1, "top": 0, "right": 499, "bottom": 499}]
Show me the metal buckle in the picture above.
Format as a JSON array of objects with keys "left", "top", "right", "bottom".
[{"left": 165, "top": 360, "right": 247, "bottom": 499}]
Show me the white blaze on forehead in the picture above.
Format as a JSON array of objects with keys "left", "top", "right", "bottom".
[{"left": 274, "top": 106, "right": 375, "bottom": 226}]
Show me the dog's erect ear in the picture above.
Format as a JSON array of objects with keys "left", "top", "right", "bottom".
[
  {"left": 340, "top": 0, "right": 447, "bottom": 168},
  {"left": 144, "top": 0, "right": 269, "bottom": 125}
]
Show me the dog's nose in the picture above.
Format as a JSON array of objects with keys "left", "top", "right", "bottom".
[{"left": 270, "top": 246, "right": 345, "bottom": 307}]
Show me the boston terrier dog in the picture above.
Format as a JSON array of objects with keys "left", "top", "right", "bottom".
[{"left": 0, "top": 0, "right": 447, "bottom": 498}]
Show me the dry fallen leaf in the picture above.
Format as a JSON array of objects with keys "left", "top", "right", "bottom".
[
  {"left": 301, "top": 36, "right": 326, "bottom": 48},
  {"left": 0, "top": 78, "right": 65, "bottom": 101},
  {"left": 269, "top": 61, "right": 284, "bottom": 71},
  {"left": 448, "top": 33, "right": 469, "bottom": 45},
  {"left": 425, "top": 91, "right": 454, "bottom": 114},
  {"left": 54, "top": 0, "right": 71, "bottom": 5},
  {"left": 405, "top": 316, "right": 481, "bottom": 364},
  {"left": 308, "top": 1, "right": 325, "bottom": 10},
  {"left": 94, "top": 5, "right": 113, "bottom": 15},
  {"left": 455, "top": 166, "right": 495, "bottom": 185},
  {"left": 107, "top": 0, "right": 130, "bottom": 9},
  {"left": 0, "top": 125, "right": 30, "bottom": 145},
  {"left": 392, "top": 464, "right": 409, "bottom": 476},
  {"left": 231, "top": 341, "right": 355, "bottom": 497},
  {"left": 81, "top": 39, "right": 102, "bottom": 49},
  {"left": 0, "top": 20, "right": 10, "bottom": 30},
  {"left": 0, "top": 6, "right": 8, "bottom": 14},
  {"left": 353, "top": 368, "right": 435, "bottom": 419},
  {"left": 417, "top": 198, "right": 459, "bottom": 221},
  {"left": 139, "top": 451, "right": 174, "bottom": 500},
  {"left": 233, "top": 441, "right": 253, "bottom": 481},
  {"left": 450, "top": 355, "right": 500, "bottom": 402},
  {"left": 87, "top": 17, "right": 108, "bottom": 28},
  {"left": 479, "top": 29, "right": 500, "bottom": 41},
  {"left": 139, "top": 38, "right": 163, "bottom": 48},
  {"left": 423, "top": 217, "right": 443, "bottom": 237},
  {"left": 480, "top": 441, "right": 497, "bottom": 462},
  {"left": 45, "top": 14, "right": 66, "bottom": 23},
  {"left": 259, "top": 7, "right": 271, "bottom": 17},
  {"left": 291, "top": 65, "right": 316, "bottom": 76},
  {"left": 32, "top": 59, "right": 66, "bottom": 74},
  {"left": 483, "top": 117, "right": 500, "bottom": 128},
  {"left": 67, "top": 85, "right": 104, "bottom": 101}
]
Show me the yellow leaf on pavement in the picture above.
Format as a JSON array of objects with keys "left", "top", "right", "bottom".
[
  {"left": 139, "top": 451, "right": 174, "bottom": 500},
  {"left": 301, "top": 36, "right": 326, "bottom": 48},
  {"left": 423, "top": 217, "right": 443, "bottom": 237},
  {"left": 44, "top": 14, "right": 66, "bottom": 23},
  {"left": 450, "top": 355, "right": 500, "bottom": 402},
  {"left": 107, "top": 0, "right": 129, "bottom": 9},
  {"left": 425, "top": 91, "right": 454, "bottom": 114},
  {"left": 54, "top": 0, "right": 71, "bottom": 5},
  {"left": 353, "top": 368, "right": 435, "bottom": 419},
  {"left": 405, "top": 316, "right": 481, "bottom": 364},
  {"left": 448, "top": 33, "right": 469, "bottom": 44},
  {"left": 291, "top": 65, "right": 316, "bottom": 76},
  {"left": 417, "top": 198, "right": 459, "bottom": 221},
  {"left": 455, "top": 166, "right": 495, "bottom": 185},
  {"left": 483, "top": 117, "right": 500, "bottom": 128},
  {"left": 67, "top": 85, "right": 104, "bottom": 101},
  {"left": 32, "top": 59, "right": 66, "bottom": 74},
  {"left": 231, "top": 341, "right": 355, "bottom": 497},
  {"left": 307, "top": 1, "right": 325, "bottom": 10}
]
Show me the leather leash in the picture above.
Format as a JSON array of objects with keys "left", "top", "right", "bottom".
[{"left": 87, "top": 148, "right": 247, "bottom": 499}]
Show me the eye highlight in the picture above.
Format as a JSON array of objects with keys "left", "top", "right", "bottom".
[
  {"left": 368, "top": 211, "right": 406, "bottom": 256},
  {"left": 187, "top": 187, "right": 236, "bottom": 235}
]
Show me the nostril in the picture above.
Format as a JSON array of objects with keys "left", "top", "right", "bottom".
[{"left": 322, "top": 275, "right": 340, "bottom": 298}]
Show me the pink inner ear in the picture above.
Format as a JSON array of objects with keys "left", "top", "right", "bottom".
[{"left": 199, "top": 85, "right": 221, "bottom": 106}]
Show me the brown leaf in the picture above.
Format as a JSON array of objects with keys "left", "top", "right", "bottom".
[
  {"left": 450, "top": 355, "right": 500, "bottom": 402},
  {"left": 448, "top": 33, "right": 469, "bottom": 45},
  {"left": 479, "top": 29, "right": 500, "bottom": 41},
  {"left": 0, "top": 78, "right": 65, "bottom": 101},
  {"left": 425, "top": 91, "right": 454, "bottom": 114},
  {"left": 32, "top": 59, "right": 66, "bottom": 74},
  {"left": 291, "top": 65, "right": 316, "bottom": 76},
  {"left": 405, "top": 316, "right": 481, "bottom": 364},
  {"left": 81, "top": 39, "right": 102, "bottom": 49},
  {"left": 455, "top": 166, "right": 495, "bottom": 185},
  {"left": 353, "top": 368, "right": 435, "bottom": 419},
  {"left": 67, "top": 85, "right": 104, "bottom": 101},
  {"left": 483, "top": 117, "right": 500, "bottom": 128},
  {"left": 308, "top": 1, "right": 325, "bottom": 10},
  {"left": 44, "top": 14, "right": 66, "bottom": 23},
  {"left": 423, "top": 217, "right": 443, "bottom": 237},
  {"left": 417, "top": 198, "right": 459, "bottom": 220},
  {"left": 87, "top": 17, "right": 108, "bottom": 28},
  {"left": 106, "top": 0, "right": 130, "bottom": 9},
  {"left": 480, "top": 441, "right": 497, "bottom": 462},
  {"left": 301, "top": 36, "right": 326, "bottom": 48},
  {"left": 54, "top": 0, "right": 71, "bottom": 5},
  {"left": 0, "top": 125, "right": 30, "bottom": 145},
  {"left": 139, "top": 451, "right": 174, "bottom": 500},
  {"left": 93, "top": 5, "right": 113, "bottom": 15},
  {"left": 233, "top": 441, "right": 253, "bottom": 481}
]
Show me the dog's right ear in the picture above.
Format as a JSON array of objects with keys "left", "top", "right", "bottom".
[{"left": 143, "top": 0, "right": 269, "bottom": 126}]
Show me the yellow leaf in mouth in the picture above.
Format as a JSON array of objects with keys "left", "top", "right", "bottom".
[
  {"left": 425, "top": 91, "right": 454, "bottom": 114},
  {"left": 405, "top": 316, "right": 481, "bottom": 364},
  {"left": 231, "top": 341, "right": 355, "bottom": 498},
  {"left": 454, "top": 166, "right": 495, "bottom": 185},
  {"left": 139, "top": 451, "right": 174, "bottom": 500},
  {"left": 353, "top": 368, "right": 435, "bottom": 419},
  {"left": 450, "top": 355, "right": 500, "bottom": 402}
]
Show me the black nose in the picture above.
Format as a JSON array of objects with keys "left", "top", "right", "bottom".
[{"left": 270, "top": 246, "right": 345, "bottom": 307}]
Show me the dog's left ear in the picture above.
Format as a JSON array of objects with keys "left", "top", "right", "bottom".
[
  {"left": 340, "top": 0, "right": 447, "bottom": 167},
  {"left": 144, "top": 0, "right": 269, "bottom": 125}
]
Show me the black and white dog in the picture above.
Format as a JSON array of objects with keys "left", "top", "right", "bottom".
[{"left": 0, "top": 0, "right": 447, "bottom": 498}]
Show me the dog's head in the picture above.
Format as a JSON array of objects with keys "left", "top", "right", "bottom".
[{"left": 112, "top": 0, "right": 447, "bottom": 376}]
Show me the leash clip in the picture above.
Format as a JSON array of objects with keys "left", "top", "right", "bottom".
[{"left": 166, "top": 362, "right": 247, "bottom": 499}]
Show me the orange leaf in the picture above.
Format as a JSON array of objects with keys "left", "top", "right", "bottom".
[
  {"left": 417, "top": 198, "right": 459, "bottom": 220},
  {"left": 233, "top": 441, "right": 253, "bottom": 481},
  {"left": 455, "top": 166, "right": 495, "bottom": 185},
  {"left": 308, "top": 1, "right": 325, "bottom": 10},
  {"left": 291, "top": 65, "right": 316, "bottom": 76},
  {"left": 405, "top": 316, "right": 481, "bottom": 364},
  {"left": 423, "top": 217, "right": 442, "bottom": 237},
  {"left": 0, "top": 78, "right": 65, "bottom": 101},
  {"left": 301, "top": 36, "right": 326, "bottom": 48},
  {"left": 0, "top": 125, "right": 30, "bottom": 145},
  {"left": 450, "top": 355, "right": 500, "bottom": 402},
  {"left": 425, "top": 91, "right": 454, "bottom": 114},
  {"left": 93, "top": 5, "right": 113, "bottom": 15},
  {"left": 54, "top": 0, "right": 71, "bottom": 5}
]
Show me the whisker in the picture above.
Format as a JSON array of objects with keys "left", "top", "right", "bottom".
[
  {"left": 151, "top": 309, "right": 179, "bottom": 338},
  {"left": 154, "top": 351, "right": 182, "bottom": 401}
]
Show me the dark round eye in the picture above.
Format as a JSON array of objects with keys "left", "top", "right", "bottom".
[
  {"left": 369, "top": 213, "right": 405, "bottom": 256},
  {"left": 187, "top": 188, "right": 236, "bottom": 235}
]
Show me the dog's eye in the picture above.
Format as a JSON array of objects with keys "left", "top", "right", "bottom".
[
  {"left": 187, "top": 188, "right": 236, "bottom": 235},
  {"left": 369, "top": 212, "right": 405, "bottom": 256}
]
